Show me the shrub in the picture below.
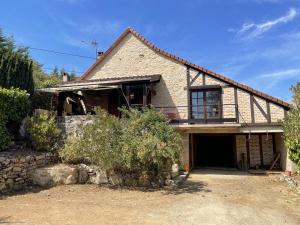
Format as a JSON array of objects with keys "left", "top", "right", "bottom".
[
  {"left": 282, "top": 82, "right": 300, "bottom": 170},
  {"left": 0, "top": 87, "right": 30, "bottom": 151},
  {"left": 282, "top": 107, "right": 300, "bottom": 169},
  {"left": 25, "top": 112, "right": 61, "bottom": 152},
  {"left": 59, "top": 107, "right": 183, "bottom": 182},
  {"left": 0, "top": 114, "right": 11, "bottom": 151},
  {"left": 120, "top": 107, "right": 182, "bottom": 178}
]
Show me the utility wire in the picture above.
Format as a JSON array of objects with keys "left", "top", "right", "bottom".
[
  {"left": 42, "top": 67, "right": 85, "bottom": 74},
  {"left": 28, "top": 47, "right": 96, "bottom": 60}
]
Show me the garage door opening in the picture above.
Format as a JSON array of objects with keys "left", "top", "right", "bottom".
[{"left": 193, "top": 134, "right": 235, "bottom": 168}]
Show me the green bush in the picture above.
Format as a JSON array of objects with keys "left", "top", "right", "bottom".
[
  {"left": 282, "top": 82, "right": 300, "bottom": 170},
  {"left": 60, "top": 107, "right": 182, "bottom": 181},
  {"left": 0, "top": 114, "right": 11, "bottom": 151},
  {"left": 282, "top": 107, "right": 300, "bottom": 169},
  {"left": 0, "top": 87, "right": 30, "bottom": 151},
  {"left": 25, "top": 112, "right": 61, "bottom": 152}
]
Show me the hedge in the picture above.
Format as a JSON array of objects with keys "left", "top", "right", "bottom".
[{"left": 0, "top": 87, "right": 30, "bottom": 151}]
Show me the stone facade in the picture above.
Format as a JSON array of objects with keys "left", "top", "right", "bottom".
[
  {"left": 57, "top": 115, "right": 96, "bottom": 137},
  {"left": 84, "top": 32, "right": 288, "bottom": 123},
  {"left": 0, "top": 151, "right": 58, "bottom": 193},
  {"left": 80, "top": 29, "right": 290, "bottom": 171}
]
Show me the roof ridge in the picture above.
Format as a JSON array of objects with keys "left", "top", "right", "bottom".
[{"left": 80, "top": 27, "right": 290, "bottom": 108}]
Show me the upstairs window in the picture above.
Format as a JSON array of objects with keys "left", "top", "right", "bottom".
[{"left": 190, "top": 88, "right": 221, "bottom": 119}]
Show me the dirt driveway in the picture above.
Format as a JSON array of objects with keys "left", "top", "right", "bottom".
[{"left": 1, "top": 169, "right": 300, "bottom": 225}]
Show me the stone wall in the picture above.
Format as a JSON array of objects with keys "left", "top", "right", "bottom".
[
  {"left": 57, "top": 115, "right": 96, "bottom": 137},
  {"left": 235, "top": 134, "right": 275, "bottom": 169},
  {"left": 0, "top": 151, "right": 58, "bottom": 193}
]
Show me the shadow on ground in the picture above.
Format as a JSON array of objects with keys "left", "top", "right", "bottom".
[
  {"left": 191, "top": 168, "right": 250, "bottom": 176},
  {"left": 107, "top": 179, "right": 211, "bottom": 195},
  {"left": 0, "top": 186, "right": 50, "bottom": 200},
  {"left": 163, "top": 180, "right": 211, "bottom": 195}
]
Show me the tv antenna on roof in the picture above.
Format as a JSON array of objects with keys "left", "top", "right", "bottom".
[{"left": 81, "top": 40, "right": 99, "bottom": 61}]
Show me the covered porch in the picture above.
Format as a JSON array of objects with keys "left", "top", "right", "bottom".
[{"left": 37, "top": 74, "right": 161, "bottom": 116}]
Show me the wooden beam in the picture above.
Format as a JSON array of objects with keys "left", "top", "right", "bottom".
[
  {"left": 189, "top": 85, "right": 221, "bottom": 90},
  {"left": 202, "top": 73, "right": 206, "bottom": 85},
  {"left": 186, "top": 66, "right": 191, "bottom": 119},
  {"left": 126, "top": 85, "right": 130, "bottom": 106},
  {"left": 284, "top": 109, "right": 288, "bottom": 119},
  {"left": 259, "top": 134, "right": 264, "bottom": 167},
  {"left": 250, "top": 94, "right": 255, "bottom": 124},
  {"left": 170, "top": 118, "right": 237, "bottom": 124},
  {"left": 272, "top": 133, "right": 276, "bottom": 154},
  {"left": 190, "top": 72, "right": 201, "bottom": 86},
  {"left": 142, "top": 84, "right": 147, "bottom": 106},
  {"left": 266, "top": 101, "right": 271, "bottom": 124},
  {"left": 234, "top": 87, "right": 239, "bottom": 123},
  {"left": 246, "top": 135, "right": 250, "bottom": 169},
  {"left": 253, "top": 97, "right": 268, "bottom": 121}
]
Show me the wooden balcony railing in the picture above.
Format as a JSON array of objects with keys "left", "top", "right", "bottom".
[{"left": 156, "top": 104, "right": 239, "bottom": 124}]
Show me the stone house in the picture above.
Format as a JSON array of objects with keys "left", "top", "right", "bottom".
[{"left": 40, "top": 27, "right": 295, "bottom": 172}]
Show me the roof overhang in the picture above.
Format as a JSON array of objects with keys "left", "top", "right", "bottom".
[
  {"left": 36, "top": 74, "right": 161, "bottom": 93},
  {"left": 36, "top": 84, "right": 119, "bottom": 93}
]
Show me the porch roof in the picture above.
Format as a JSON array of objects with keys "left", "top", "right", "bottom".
[{"left": 36, "top": 74, "right": 161, "bottom": 93}]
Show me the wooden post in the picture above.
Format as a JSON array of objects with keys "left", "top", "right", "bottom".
[
  {"left": 186, "top": 66, "right": 191, "bottom": 120},
  {"left": 266, "top": 101, "right": 271, "bottom": 124},
  {"left": 246, "top": 135, "right": 250, "bottom": 169},
  {"left": 250, "top": 94, "right": 255, "bottom": 124},
  {"left": 259, "top": 134, "right": 264, "bottom": 167},
  {"left": 202, "top": 73, "right": 206, "bottom": 85},
  {"left": 234, "top": 87, "right": 239, "bottom": 123},
  {"left": 142, "top": 84, "right": 147, "bottom": 106}
]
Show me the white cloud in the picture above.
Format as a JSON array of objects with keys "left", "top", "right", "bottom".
[
  {"left": 257, "top": 68, "right": 300, "bottom": 89},
  {"left": 259, "top": 68, "right": 300, "bottom": 78},
  {"left": 233, "top": 8, "right": 297, "bottom": 40}
]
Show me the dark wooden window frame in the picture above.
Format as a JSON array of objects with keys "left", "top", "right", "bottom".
[{"left": 189, "top": 87, "right": 222, "bottom": 121}]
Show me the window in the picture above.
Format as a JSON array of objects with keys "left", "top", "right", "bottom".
[{"left": 190, "top": 89, "right": 221, "bottom": 119}]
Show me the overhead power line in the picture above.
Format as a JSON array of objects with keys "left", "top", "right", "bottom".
[
  {"left": 42, "top": 67, "right": 85, "bottom": 74},
  {"left": 28, "top": 47, "right": 96, "bottom": 60}
]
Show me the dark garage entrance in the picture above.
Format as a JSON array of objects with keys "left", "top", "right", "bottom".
[{"left": 193, "top": 134, "right": 235, "bottom": 168}]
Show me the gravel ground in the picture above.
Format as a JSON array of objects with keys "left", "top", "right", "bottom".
[{"left": 1, "top": 169, "right": 300, "bottom": 225}]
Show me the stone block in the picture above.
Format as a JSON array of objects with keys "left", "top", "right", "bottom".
[
  {"left": 32, "top": 164, "right": 78, "bottom": 187},
  {"left": 88, "top": 169, "right": 108, "bottom": 184}
]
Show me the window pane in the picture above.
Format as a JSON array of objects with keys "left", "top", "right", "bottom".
[
  {"left": 206, "top": 91, "right": 219, "bottom": 105},
  {"left": 197, "top": 99, "right": 203, "bottom": 106},
  {"left": 206, "top": 105, "right": 219, "bottom": 118},
  {"left": 197, "top": 92, "right": 204, "bottom": 98},
  {"left": 191, "top": 92, "right": 197, "bottom": 99},
  {"left": 192, "top": 99, "right": 197, "bottom": 105}
]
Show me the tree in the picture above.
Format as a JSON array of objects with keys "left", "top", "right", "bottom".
[
  {"left": 0, "top": 28, "right": 34, "bottom": 94},
  {"left": 32, "top": 61, "right": 60, "bottom": 88},
  {"left": 282, "top": 82, "right": 300, "bottom": 170},
  {"left": 291, "top": 82, "right": 300, "bottom": 109}
]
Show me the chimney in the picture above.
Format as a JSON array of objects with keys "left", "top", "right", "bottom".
[
  {"left": 97, "top": 51, "right": 104, "bottom": 59},
  {"left": 63, "top": 72, "right": 70, "bottom": 82}
]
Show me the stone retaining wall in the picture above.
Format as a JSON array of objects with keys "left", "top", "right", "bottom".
[
  {"left": 57, "top": 115, "right": 96, "bottom": 137},
  {"left": 0, "top": 151, "right": 58, "bottom": 193}
]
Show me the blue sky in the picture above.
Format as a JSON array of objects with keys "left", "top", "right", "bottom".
[{"left": 1, "top": 0, "right": 299, "bottom": 101}]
